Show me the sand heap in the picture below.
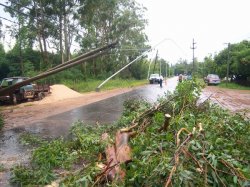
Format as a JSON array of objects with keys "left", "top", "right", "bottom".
[{"left": 39, "top": 84, "right": 82, "bottom": 104}]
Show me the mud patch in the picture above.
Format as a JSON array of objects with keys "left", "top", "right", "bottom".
[{"left": 201, "top": 86, "right": 250, "bottom": 119}]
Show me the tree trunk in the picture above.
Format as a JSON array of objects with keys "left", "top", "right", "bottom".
[
  {"left": 63, "top": 1, "right": 70, "bottom": 62},
  {"left": 115, "top": 131, "right": 132, "bottom": 164},
  {"left": 38, "top": 0, "right": 48, "bottom": 65},
  {"left": 34, "top": 0, "right": 45, "bottom": 70},
  {"left": 59, "top": 4, "right": 64, "bottom": 64},
  {"left": 101, "top": 133, "right": 125, "bottom": 181}
]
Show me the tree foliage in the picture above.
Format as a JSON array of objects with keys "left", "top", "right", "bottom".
[{"left": 1, "top": 0, "right": 149, "bottom": 81}]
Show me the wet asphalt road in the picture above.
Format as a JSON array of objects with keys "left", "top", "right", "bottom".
[
  {"left": 26, "top": 76, "right": 178, "bottom": 137},
  {"left": 0, "top": 77, "right": 178, "bottom": 186}
]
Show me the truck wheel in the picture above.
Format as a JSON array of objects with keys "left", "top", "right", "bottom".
[{"left": 12, "top": 94, "right": 17, "bottom": 105}]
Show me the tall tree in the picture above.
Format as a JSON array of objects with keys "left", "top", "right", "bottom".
[{"left": 76, "top": 0, "right": 149, "bottom": 78}]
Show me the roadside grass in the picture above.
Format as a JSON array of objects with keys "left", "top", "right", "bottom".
[
  {"left": 218, "top": 81, "right": 250, "bottom": 90},
  {"left": 62, "top": 79, "right": 148, "bottom": 93}
]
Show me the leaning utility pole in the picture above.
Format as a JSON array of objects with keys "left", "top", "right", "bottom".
[
  {"left": 152, "top": 50, "right": 158, "bottom": 74},
  {"left": 191, "top": 39, "right": 196, "bottom": 73}
]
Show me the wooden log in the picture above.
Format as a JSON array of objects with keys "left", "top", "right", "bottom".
[
  {"left": 158, "top": 114, "right": 171, "bottom": 132},
  {"left": 101, "top": 133, "right": 125, "bottom": 181},
  {"left": 115, "top": 131, "right": 132, "bottom": 164}
]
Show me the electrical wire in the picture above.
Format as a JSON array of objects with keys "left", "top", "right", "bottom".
[
  {"left": 0, "top": 16, "right": 17, "bottom": 24},
  {"left": 0, "top": 2, "right": 29, "bottom": 17}
]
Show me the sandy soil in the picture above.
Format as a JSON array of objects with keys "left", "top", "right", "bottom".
[
  {"left": 1, "top": 84, "right": 136, "bottom": 131},
  {"left": 1, "top": 84, "right": 250, "bottom": 131}
]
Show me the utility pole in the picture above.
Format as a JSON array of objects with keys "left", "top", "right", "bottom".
[
  {"left": 160, "top": 58, "right": 161, "bottom": 75},
  {"left": 226, "top": 43, "right": 230, "bottom": 86},
  {"left": 165, "top": 63, "right": 167, "bottom": 78},
  {"left": 170, "top": 63, "right": 172, "bottom": 76},
  {"left": 17, "top": 1, "right": 23, "bottom": 76},
  {"left": 190, "top": 38, "right": 196, "bottom": 74},
  {"left": 147, "top": 59, "right": 152, "bottom": 79}
]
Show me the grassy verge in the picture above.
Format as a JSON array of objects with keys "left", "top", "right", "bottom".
[
  {"left": 62, "top": 79, "right": 148, "bottom": 93},
  {"left": 218, "top": 82, "right": 250, "bottom": 90}
]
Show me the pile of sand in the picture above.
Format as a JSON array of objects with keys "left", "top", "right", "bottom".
[{"left": 39, "top": 84, "right": 82, "bottom": 104}]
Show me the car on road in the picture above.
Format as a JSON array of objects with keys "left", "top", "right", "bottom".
[
  {"left": 204, "top": 74, "right": 221, "bottom": 85},
  {"left": 149, "top": 73, "right": 160, "bottom": 84}
]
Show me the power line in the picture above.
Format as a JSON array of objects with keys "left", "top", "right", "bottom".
[
  {"left": 0, "top": 16, "right": 17, "bottom": 24},
  {"left": 0, "top": 2, "right": 29, "bottom": 17}
]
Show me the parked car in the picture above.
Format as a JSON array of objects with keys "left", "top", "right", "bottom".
[
  {"left": 149, "top": 74, "right": 160, "bottom": 84},
  {"left": 204, "top": 74, "right": 221, "bottom": 85},
  {"left": 0, "top": 77, "right": 50, "bottom": 105}
]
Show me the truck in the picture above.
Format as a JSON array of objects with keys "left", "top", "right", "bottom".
[{"left": 0, "top": 77, "right": 50, "bottom": 105}]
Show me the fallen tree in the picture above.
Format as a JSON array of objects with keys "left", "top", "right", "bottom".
[{"left": 11, "top": 79, "right": 250, "bottom": 186}]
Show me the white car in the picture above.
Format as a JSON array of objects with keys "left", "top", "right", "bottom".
[{"left": 149, "top": 74, "right": 160, "bottom": 84}]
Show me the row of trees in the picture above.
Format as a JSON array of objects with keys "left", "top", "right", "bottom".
[
  {"left": 0, "top": 0, "right": 151, "bottom": 81},
  {"left": 173, "top": 40, "right": 250, "bottom": 84}
]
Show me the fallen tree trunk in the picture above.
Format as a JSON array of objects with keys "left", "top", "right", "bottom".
[
  {"left": 101, "top": 133, "right": 125, "bottom": 182},
  {"left": 115, "top": 131, "right": 132, "bottom": 164}
]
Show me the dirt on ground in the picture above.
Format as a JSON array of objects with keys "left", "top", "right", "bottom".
[
  {"left": 201, "top": 86, "right": 250, "bottom": 119},
  {"left": 1, "top": 84, "right": 135, "bottom": 131},
  {"left": 1, "top": 84, "right": 250, "bottom": 131}
]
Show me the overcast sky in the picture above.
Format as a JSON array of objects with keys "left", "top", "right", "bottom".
[
  {"left": 1, "top": 1, "right": 250, "bottom": 64},
  {"left": 137, "top": 0, "right": 250, "bottom": 64}
]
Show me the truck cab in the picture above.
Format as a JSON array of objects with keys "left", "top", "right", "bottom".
[
  {"left": 0, "top": 77, "right": 31, "bottom": 104},
  {"left": 0, "top": 77, "right": 50, "bottom": 105}
]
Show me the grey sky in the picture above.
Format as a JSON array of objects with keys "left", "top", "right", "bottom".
[{"left": 138, "top": 0, "right": 250, "bottom": 64}]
